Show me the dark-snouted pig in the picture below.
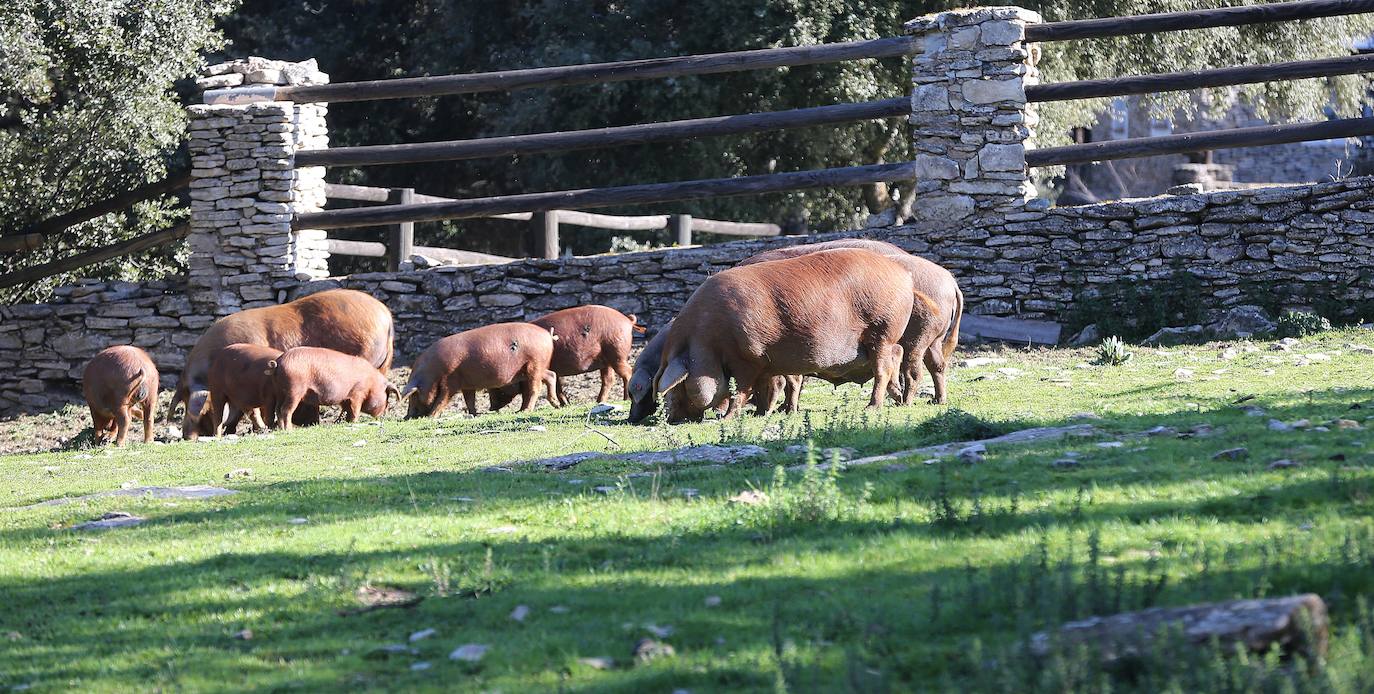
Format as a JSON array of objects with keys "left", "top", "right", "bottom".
[
  {"left": 271, "top": 347, "right": 400, "bottom": 430},
  {"left": 207, "top": 343, "right": 283, "bottom": 436},
  {"left": 172, "top": 289, "right": 393, "bottom": 440},
  {"left": 490, "top": 304, "right": 640, "bottom": 410},
  {"left": 402, "top": 322, "right": 558, "bottom": 418},
  {"left": 654, "top": 248, "right": 914, "bottom": 423},
  {"left": 82, "top": 345, "right": 159, "bottom": 446}
]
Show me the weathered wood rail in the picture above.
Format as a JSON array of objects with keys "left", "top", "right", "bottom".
[{"left": 1026, "top": 0, "right": 1374, "bottom": 42}]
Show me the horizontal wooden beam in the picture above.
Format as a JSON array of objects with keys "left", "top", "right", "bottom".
[
  {"left": 324, "top": 238, "right": 386, "bottom": 257},
  {"left": 19, "top": 173, "right": 189, "bottom": 240},
  {"left": 0, "top": 233, "right": 44, "bottom": 253},
  {"left": 689, "top": 218, "right": 781, "bottom": 236},
  {"left": 0, "top": 223, "right": 189, "bottom": 291},
  {"left": 1028, "top": 53, "right": 1374, "bottom": 102},
  {"left": 325, "top": 238, "right": 513, "bottom": 265},
  {"left": 1027, "top": 0, "right": 1374, "bottom": 43},
  {"left": 296, "top": 98, "right": 909, "bottom": 168},
  {"left": 296, "top": 161, "right": 916, "bottom": 230},
  {"left": 1027, "top": 116, "right": 1374, "bottom": 167},
  {"left": 247, "top": 36, "right": 919, "bottom": 105},
  {"left": 557, "top": 210, "right": 668, "bottom": 230}
]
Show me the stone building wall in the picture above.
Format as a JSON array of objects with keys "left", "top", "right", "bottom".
[{"left": 6, "top": 174, "right": 1373, "bottom": 416}]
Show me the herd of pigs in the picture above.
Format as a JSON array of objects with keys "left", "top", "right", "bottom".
[{"left": 79, "top": 239, "right": 963, "bottom": 446}]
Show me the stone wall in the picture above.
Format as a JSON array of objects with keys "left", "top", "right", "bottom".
[{"left": 6, "top": 174, "right": 1374, "bottom": 416}]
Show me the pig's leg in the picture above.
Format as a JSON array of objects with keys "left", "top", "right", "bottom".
[
  {"left": 342, "top": 398, "right": 362, "bottom": 422},
  {"left": 924, "top": 346, "right": 948, "bottom": 405},
  {"left": 595, "top": 366, "right": 614, "bottom": 403},
  {"left": 246, "top": 407, "right": 267, "bottom": 433},
  {"left": 113, "top": 405, "right": 132, "bottom": 447},
  {"left": 90, "top": 406, "right": 112, "bottom": 443},
  {"left": 462, "top": 389, "right": 479, "bottom": 416},
  {"left": 614, "top": 359, "right": 632, "bottom": 401},
  {"left": 516, "top": 377, "right": 539, "bottom": 413},
  {"left": 900, "top": 344, "right": 926, "bottom": 406},
  {"left": 210, "top": 394, "right": 226, "bottom": 437},
  {"left": 276, "top": 391, "right": 301, "bottom": 431},
  {"left": 868, "top": 344, "right": 903, "bottom": 410},
  {"left": 783, "top": 376, "right": 803, "bottom": 413},
  {"left": 141, "top": 397, "right": 156, "bottom": 443},
  {"left": 543, "top": 370, "right": 559, "bottom": 407}
]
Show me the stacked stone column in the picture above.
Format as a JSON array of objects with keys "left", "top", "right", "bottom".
[
  {"left": 186, "top": 58, "right": 330, "bottom": 313},
  {"left": 905, "top": 7, "right": 1042, "bottom": 226}
]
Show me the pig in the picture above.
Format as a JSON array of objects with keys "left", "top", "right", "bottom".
[
  {"left": 737, "top": 238, "right": 963, "bottom": 405},
  {"left": 402, "top": 322, "right": 559, "bottom": 418},
  {"left": 489, "top": 304, "right": 640, "bottom": 410},
  {"left": 271, "top": 347, "right": 400, "bottom": 430},
  {"left": 654, "top": 248, "right": 914, "bottom": 423},
  {"left": 206, "top": 343, "right": 283, "bottom": 436},
  {"left": 626, "top": 325, "right": 670, "bottom": 423},
  {"left": 171, "top": 289, "right": 394, "bottom": 440},
  {"left": 82, "top": 345, "right": 159, "bottom": 446}
]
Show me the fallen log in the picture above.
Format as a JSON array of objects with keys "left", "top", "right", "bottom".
[{"left": 1030, "top": 594, "right": 1329, "bottom": 665}]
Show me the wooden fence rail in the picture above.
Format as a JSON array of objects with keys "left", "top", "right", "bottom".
[
  {"left": 0, "top": 223, "right": 189, "bottom": 291},
  {"left": 1026, "top": 0, "right": 1374, "bottom": 42},
  {"left": 1027, "top": 52, "right": 1374, "bottom": 102}
]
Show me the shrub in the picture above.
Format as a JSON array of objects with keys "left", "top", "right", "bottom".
[
  {"left": 1095, "top": 336, "right": 1134, "bottom": 366},
  {"left": 1275, "top": 311, "right": 1332, "bottom": 338}
]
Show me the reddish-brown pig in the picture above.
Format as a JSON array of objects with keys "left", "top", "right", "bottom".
[
  {"left": 738, "top": 238, "right": 962, "bottom": 405},
  {"left": 489, "top": 305, "right": 639, "bottom": 410},
  {"left": 172, "top": 289, "right": 394, "bottom": 440},
  {"left": 82, "top": 345, "right": 159, "bottom": 446},
  {"left": 207, "top": 343, "right": 283, "bottom": 436},
  {"left": 271, "top": 347, "right": 400, "bottom": 430},
  {"left": 402, "top": 323, "right": 558, "bottom": 418},
  {"left": 654, "top": 249, "right": 914, "bottom": 423}
]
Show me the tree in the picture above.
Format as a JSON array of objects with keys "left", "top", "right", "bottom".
[{"left": 0, "top": 0, "right": 234, "bottom": 302}]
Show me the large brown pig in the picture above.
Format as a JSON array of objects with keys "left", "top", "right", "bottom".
[
  {"left": 490, "top": 304, "right": 639, "bottom": 410},
  {"left": 402, "top": 322, "right": 559, "bottom": 418},
  {"left": 207, "top": 343, "right": 283, "bottom": 436},
  {"left": 171, "top": 289, "right": 394, "bottom": 440},
  {"left": 738, "top": 238, "right": 963, "bottom": 405},
  {"left": 82, "top": 345, "right": 159, "bottom": 446},
  {"left": 272, "top": 347, "right": 400, "bottom": 430},
  {"left": 654, "top": 248, "right": 914, "bottom": 423}
]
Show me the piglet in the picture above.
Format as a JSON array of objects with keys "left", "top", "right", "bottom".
[
  {"left": 271, "top": 346, "right": 399, "bottom": 430},
  {"left": 490, "top": 304, "right": 640, "bottom": 410},
  {"left": 207, "top": 343, "right": 283, "bottom": 436},
  {"left": 82, "top": 345, "right": 159, "bottom": 446},
  {"left": 402, "top": 322, "right": 558, "bottom": 418}
]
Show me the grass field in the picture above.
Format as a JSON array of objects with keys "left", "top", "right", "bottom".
[{"left": 3, "top": 332, "right": 1374, "bottom": 692}]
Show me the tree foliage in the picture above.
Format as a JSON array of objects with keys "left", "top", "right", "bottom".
[{"left": 0, "top": 0, "right": 234, "bottom": 302}]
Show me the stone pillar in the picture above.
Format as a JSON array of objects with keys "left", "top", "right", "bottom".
[
  {"left": 186, "top": 58, "right": 330, "bottom": 313},
  {"left": 905, "top": 7, "right": 1041, "bottom": 226}
]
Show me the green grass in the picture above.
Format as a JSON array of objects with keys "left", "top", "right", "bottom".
[{"left": 3, "top": 332, "right": 1374, "bottom": 692}]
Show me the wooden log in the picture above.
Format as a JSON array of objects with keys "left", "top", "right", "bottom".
[
  {"left": 325, "top": 239, "right": 387, "bottom": 257},
  {"left": 688, "top": 218, "right": 781, "bottom": 236},
  {"left": 1030, "top": 594, "right": 1329, "bottom": 664},
  {"left": 669, "top": 214, "right": 693, "bottom": 246},
  {"left": 531, "top": 210, "right": 560, "bottom": 259},
  {"left": 294, "top": 162, "right": 916, "bottom": 231},
  {"left": 556, "top": 210, "right": 667, "bottom": 230},
  {"left": 0, "top": 233, "right": 44, "bottom": 253},
  {"left": 1027, "top": 0, "right": 1374, "bottom": 43},
  {"left": 1028, "top": 53, "right": 1374, "bottom": 103},
  {"left": 387, "top": 188, "right": 416, "bottom": 272},
  {"left": 0, "top": 223, "right": 189, "bottom": 291},
  {"left": 1027, "top": 117, "right": 1374, "bottom": 168},
  {"left": 412, "top": 246, "right": 515, "bottom": 266},
  {"left": 20, "top": 173, "right": 190, "bottom": 240},
  {"left": 957, "top": 315, "right": 1062, "bottom": 345},
  {"left": 265, "top": 37, "right": 919, "bottom": 105},
  {"left": 295, "top": 98, "right": 909, "bottom": 168}
]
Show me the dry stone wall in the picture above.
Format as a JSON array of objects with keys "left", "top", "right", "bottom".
[{"left": 5, "top": 174, "right": 1374, "bottom": 417}]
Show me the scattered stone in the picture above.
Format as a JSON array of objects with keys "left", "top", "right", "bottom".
[
  {"left": 527, "top": 444, "right": 767, "bottom": 470},
  {"left": 1346, "top": 344, "right": 1374, "bottom": 355},
  {"left": 704, "top": 595, "right": 722, "bottom": 607},
  {"left": 528, "top": 425, "right": 547, "bottom": 432},
  {"left": 351, "top": 439, "right": 367, "bottom": 447},
  {"left": 481, "top": 466, "right": 514, "bottom": 473},
  {"left": 1212, "top": 447, "right": 1249, "bottom": 461},
  {"left": 1145, "top": 325, "right": 1204, "bottom": 345},
  {"left": 1144, "top": 426, "right": 1178, "bottom": 437},
  {"left": 1173, "top": 368, "right": 1195, "bottom": 380},
  {"left": 224, "top": 468, "right": 253, "bottom": 480},
  {"left": 783, "top": 444, "right": 857, "bottom": 462},
  {"left": 510, "top": 605, "right": 530, "bottom": 622},
  {"left": 489, "top": 525, "right": 519, "bottom": 534},
  {"left": 1313, "top": 426, "right": 1330, "bottom": 433},
  {"left": 19, "top": 485, "right": 237, "bottom": 510},
  {"left": 680, "top": 488, "right": 700, "bottom": 500},
  {"left": 592, "top": 486, "right": 616, "bottom": 495},
  {"left": 449, "top": 644, "right": 489, "bottom": 663},
  {"left": 410, "top": 662, "right": 432, "bottom": 672},
  {"left": 633, "top": 638, "right": 676, "bottom": 663},
  {"left": 232, "top": 629, "right": 253, "bottom": 640},
  {"left": 881, "top": 463, "right": 910, "bottom": 472},
  {"left": 366, "top": 644, "right": 418, "bottom": 660},
  {"left": 833, "top": 425, "right": 1099, "bottom": 472},
  {"left": 1336, "top": 419, "right": 1362, "bottom": 430},
  {"left": 1219, "top": 348, "right": 1240, "bottom": 360},
  {"left": 1267, "top": 459, "right": 1300, "bottom": 470},
  {"left": 409, "top": 628, "right": 436, "bottom": 642},
  {"left": 957, "top": 443, "right": 986, "bottom": 464},
  {"left": 353, "top": 585, "right": 422, "bottom": 611},
  {"left": 1268, "top": 419, "right": 1293, "bottom": 432},
  {"left": 549, "top": 605, "right": 570, "bottom": 614},
  {"left": 1050, "top": 458, "right": 1082, "bottom": 470},
  {"left": 1069, "top": 412, "right": 1102, "bottom": 421},
  {"left": 589, "top": 403, "right": 621, "bottom": 415},
  {"left": 727, "top": 490, "right": 768, "bottom": 506},
  {"left": 996, "top": 367, "right": 1025, "bottom": 378},
  {"left": 578, "top": 657, "right": 616, "bottom": 670},
  {"left": 72, "top": 512, "right": 144, "bottom": 530},
  {"left": 287, "top": 517, "right": 308, "bottom": 525},
  {"left": 1292, "top": 419, "right": 1312, "bottom": 429},
  {"left": 1068, "top": 324, "right": 1101, "bottom": 347},
  {"left": 958, "top": 356, "right": 1007, "bottom": 368},
  {"left": 1240, "top": 405, "right": 1267, "bottom": 417},
  {"left": 1095, "top": 441, "right": 1124, "bottom": 449},
  {"left": 644, "top": 624, "right": 674, "bottom": 638},
  {"left": 1210, "top": 305, "right": 1276, "bottom": 338}
]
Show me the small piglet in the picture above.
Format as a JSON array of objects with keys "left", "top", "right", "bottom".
[
  {"left": 208, "top": 343, "right": 284, "bottom": 436},
  {"left": 403, "top": 322, "right": 558, "bottom": 418},
  {"left": 490, "top": 304, "right": 640, "bottom": 410},
  {"left": 271, "top": 347, "right": 399, "bottom": 430},
  {"left": 82, "top": 345, "right": 159, "bottom": 446}
]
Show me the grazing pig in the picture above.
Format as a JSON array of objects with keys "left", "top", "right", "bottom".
[
  {"left": 739, "top": 238, "right": 963, "bottom": 405},
  {"left": 172, "top": 289, "right": 394, "bottom": 440},
  {"left": 490, "top": 305, "right": 640, "bottom": 410},
  {"left": 626, "top": 325, "right": 670, "bottom": 423},
  {"left": 402, "top": 322, "right": 559, "bottom": 418},
  {"left": 207, "top": 343, "right": 283, "bottom": 436},
  {"left": 654, "top": 248, "right": 914, "bottom": 423},
  {"left": 82, "top": 346, "right": 159, "bottom": 446},
  {"left": 272, "top": 347, "right": 400, "bottom": 430}
]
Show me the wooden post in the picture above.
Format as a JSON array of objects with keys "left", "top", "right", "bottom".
[
  {"left": 669, "top": 214, "right": 692, "bottom": 246},
  {"left": 530, "top": 210, "right": 559, "bottom": 259},
  {"left": 386, "top": 187, "right": 415, "bottom": 271}
]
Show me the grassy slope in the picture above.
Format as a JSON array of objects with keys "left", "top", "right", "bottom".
[{"left": 2, "top": 332, "right": 1374, "bottom": 692}]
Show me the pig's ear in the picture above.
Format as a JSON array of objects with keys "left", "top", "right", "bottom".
[{"left": 655, "top": 353, "right": 689, "bottom": 395}]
